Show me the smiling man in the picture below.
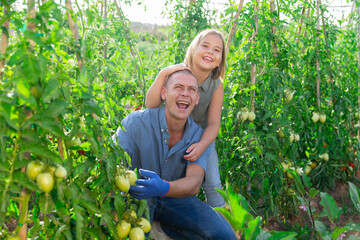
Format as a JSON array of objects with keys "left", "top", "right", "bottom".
[{"left": 113, "top": 70, "right": 236, "bottom": 239}]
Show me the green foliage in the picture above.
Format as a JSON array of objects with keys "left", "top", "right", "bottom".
[
  {"left": 0, "top": 0, "right": 359, "bottom": 238},
  {"left": 215, "top": 184, "right": 297, "bottom": 239}
]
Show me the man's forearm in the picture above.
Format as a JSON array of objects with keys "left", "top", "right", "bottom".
[{"left": 165, "top": 164, "right": 204, "bottom": 198}]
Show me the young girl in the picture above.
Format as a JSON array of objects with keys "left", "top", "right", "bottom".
[{"left": 145, "top": 29, "right": 227, "bottom": 208}]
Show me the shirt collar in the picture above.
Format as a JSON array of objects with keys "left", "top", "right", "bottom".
[
  {"left": 198, "top": 73, "right": 213, "bottom": 92},
  {"left": 159, "top": 106, "right": 168, "bottom": 133},
  {"left": 159, "top": 105, "right": 192, "bottom": 144}
]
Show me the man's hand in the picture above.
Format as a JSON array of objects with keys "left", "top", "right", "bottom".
[
  {"left": 129, "top": 169, "right": 170, "bottom": 199},
  {"left": 183, "top": 143, "right": 206, "bottom": 162}
]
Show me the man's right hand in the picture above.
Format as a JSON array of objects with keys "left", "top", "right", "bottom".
[{"left": 129, "top": 169, "right": 170, "bottom": 199}]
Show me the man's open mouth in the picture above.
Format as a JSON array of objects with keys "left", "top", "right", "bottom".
[{"left": 177, "top": 101, "right": 190, "bottom": 109}]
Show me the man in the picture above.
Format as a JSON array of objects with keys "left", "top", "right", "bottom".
[{"left": 113, "top": 70, "right": 236, "bottom": 239}]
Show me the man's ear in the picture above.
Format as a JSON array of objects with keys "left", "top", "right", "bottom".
[
  {"left": 195, "top": 92, "right": 200, "bottom": 105},
  {"left": 160, "top": 86, "right": 167, "bottom": 101}
]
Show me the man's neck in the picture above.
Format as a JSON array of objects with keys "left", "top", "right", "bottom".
[{"left": 166, "top": 118, "right": 186, "bottom": 149}]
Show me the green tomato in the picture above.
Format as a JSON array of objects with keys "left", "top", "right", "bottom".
[
  {"left": 55, "top": 166, "right": 67, "bottom": 179},
  {"left": 138, "top": 217, "right": 151, "bottom": 233},
  {"left": 129, "top": 227, "right": 145, "bottom": 240},
  {"left": 127, "top": 170, "right": 137, "bottom": 186},
  {"left": 285, "top": 91, "right": 294, "bottom": 102},
  {"left": 278, "top": 129, "right": 285, "bottom": 138},
  {"left": 355, "top": 112, "right": 360, "bottom": 119},
  {"left": 123, "top": 210, "right": 137, "bottom": 222},
  {"left": 115, "top": 175, "right": 130, "bottom": 192},
  {"left": 36, "top": 172, "right": 54, "bottom": 193},
  {"left": 248, "top": 111, "right": 256, "bottom": 121},
  {"left": 71, "top": 138, "right": 82, "bottom": 146},
  {"left": 319, "top": 114, "right": 326, "bottom": 123},
  {"left": 305, "top": 165, "right": 312, "bottom": 175},
  {"left": 240, "top": 111, "right": 248, "bottom": 121},
  {"left": 26, "top": 160, "right": 44, "bottom": 181},
  {"left": 117, "top": 220, "right": 131, "bottom": 238},
  {"left": 312, "top": 112, "right": 319, "bottom": 123}
]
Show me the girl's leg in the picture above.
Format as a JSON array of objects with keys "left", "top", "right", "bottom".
[{"left": 202, "top": 142, "right": 225, "bottom": 207}]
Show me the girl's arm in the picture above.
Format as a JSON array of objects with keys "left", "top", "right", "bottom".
[
  {"left": 184, "top": 82, "right": 224, "bottom": 161},
  {"left": 145, "top": 64, "right": 190, "bottom": 108}
]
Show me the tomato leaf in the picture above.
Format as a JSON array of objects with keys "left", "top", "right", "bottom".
[
  {"left": 343, "top": 223, "right": 360, "bottom": 232},
  {"left": 54, "top": 224, "right": 70, "bottom": 240},
  {"left": 319, "top": 192, "right": 341, "bottom": 223},
  {"left": 80, "top": 196, "right": 99, "bottom": 213},
  {"left": 315, "top": 220, "right": 329, "bottom": 236},
  {"left": 244, "top": 216, "right": 261, "bottom": 239},
  {"left": 39, "top": 194, "right": 55, "bottom": 214},
  {"left": 268, "top": 231, "right": 297, "bottom": 239},
  {"left": 214, "top": 207, "right": 242, "bottom": 232},
  {"left": 349, "top": 182, "right": 360, "bottom": 213},
  {"left": 13, "top": 170, "right": 40, "bottom": 192},
  {"left": 36, "top": 118, "right": 67, "bottom": 139},
  {"left": 40, "top": 100, "right": 69, "bottom": 119},
  {"left": 74, "top": 204, "right": 85, "bottom": 240},
  {"left": 100, "top": 206, "right": 120, "bottom": 240},
  {"left": 114, "top": 194, "right": 125, "bottom": 221},
  {"left": 22, "top": 142, "right": 62, "bottom": 162}
]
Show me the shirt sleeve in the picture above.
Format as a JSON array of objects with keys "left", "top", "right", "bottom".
[{"left": 113, "top": 115, "right": 135, "bottom": 158}]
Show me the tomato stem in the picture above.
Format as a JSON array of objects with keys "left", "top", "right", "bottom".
[
  {"left": 14, "top": 190, "right": 31, "bottom": 235},
  {"left": 1, "top": 131, "right": 21, "bottom": 206}
]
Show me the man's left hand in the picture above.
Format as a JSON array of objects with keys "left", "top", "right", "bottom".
[{"left": 129, "top": 169, "right": 170, "bottom": 199}]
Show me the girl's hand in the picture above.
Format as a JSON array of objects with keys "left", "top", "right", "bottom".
[
  {"left": 184, "top": 143, "right": 206, "bottom": 162},
  {"left": 160, "top": 64, "right": 191, "bottom": 78}
]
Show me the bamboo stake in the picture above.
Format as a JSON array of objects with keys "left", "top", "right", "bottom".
[
  {"left": 296, "top": 6, "right": 306, "bottom": 44},
  {"left": 357, "top": 0, "right": 360, "bottom": 140},
  {"left": 17, "top": 1, "right": 38, "bottom": 238},
  {"left": 270, "top": 0, "right": 278, "bottom": 58},
  {"left": 27, "top": 0, "right": 36, "bottom": 48},
  {"left": 225, "top": 0, "right": 245, "bottom": 55},
  {"left": 0, "top": 5, "right": 9, "bottom": 78},
  {"left": 319, "top": 0, "right": 333, "bottom": 84},
  {"left": 113, "top": 0, "right": 146, "bottom": 100},
  {"left": 348, "top": 0, "right": 355, "bottom": 26},
  {"left": 250, "top": 0, "right": 259, "bottom": 113},
  {"left": 316, "top": 0, "right": 321, "bottom": 111},
  {"left": 113, "top": 0, "right": 136, "bottom": 57},
  {"left": 103, "top": 0, "right": 108, "bottom": 82},
  {"left": 65, "top": 0, "right": 84, "bottom": 70}
]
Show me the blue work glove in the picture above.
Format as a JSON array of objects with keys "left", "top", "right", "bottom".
[{"left": 129, "top": 169, "right": 170, "bottom": 199}]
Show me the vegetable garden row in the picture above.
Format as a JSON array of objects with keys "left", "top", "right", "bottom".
[{"left": 0, "top": 0, "right": 360, "bottom": 239}]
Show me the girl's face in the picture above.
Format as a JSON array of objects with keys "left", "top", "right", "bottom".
[{"left": 192, "top": 33, "right": 223, "bottom": 74}]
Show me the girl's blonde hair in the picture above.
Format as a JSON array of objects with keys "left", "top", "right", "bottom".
[{"left": 184, "top": 29, "right": 227, "bottom": 80}]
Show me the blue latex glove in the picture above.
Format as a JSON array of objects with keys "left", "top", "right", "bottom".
[{"left": 129, "top": 169, "right": 170, "bottom": 199}]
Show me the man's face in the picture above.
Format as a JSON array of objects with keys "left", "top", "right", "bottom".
[{"left": 161, "top": 72, "right": 200, "bottom": 121}]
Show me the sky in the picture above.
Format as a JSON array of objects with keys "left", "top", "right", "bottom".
[{"left": 121, "top": 0, "right": 354, "bottom": 26}]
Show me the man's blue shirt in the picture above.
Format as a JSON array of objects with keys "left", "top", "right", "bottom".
[{"left": 114, "top": 106, "right": 209, "bottom": 181}]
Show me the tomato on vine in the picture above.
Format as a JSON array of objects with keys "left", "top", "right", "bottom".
[
  {"left": 36, "top": 173, "right": 55, "bottom": 193},
  {"left": 55, "top": 165, "right": 67, "bottom": 179},
  {"left": 129, "top": 227, "right": 145, "bottom": 240},
  {"left": 127, "top": 170, "right": 138, "bottom": 186},
  {"left": 116, "top": 220, "right": 131, "bottom": 238},
  {"left": 26, "top": 160, "right": 44, "bottom": 181},
  {"left": 115, "top": 175, "right": 130, "bottom": 192},
  {"left": 138, "top": 217, "right": 151, "bottom": 233}
]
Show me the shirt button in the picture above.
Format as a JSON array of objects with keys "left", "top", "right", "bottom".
[
  {"left": 164, "top": 139, "right": 168, "bottom": 143},
  {"left": 165, "top": 159, "right": 168, "bottom": 162},
  {"left": 161, "top": 129, "right": 164, "bottom": 131}
]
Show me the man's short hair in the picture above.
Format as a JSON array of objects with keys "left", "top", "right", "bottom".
[{"left": 164, "top": 69, "right": 197, "bottom": 88}]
